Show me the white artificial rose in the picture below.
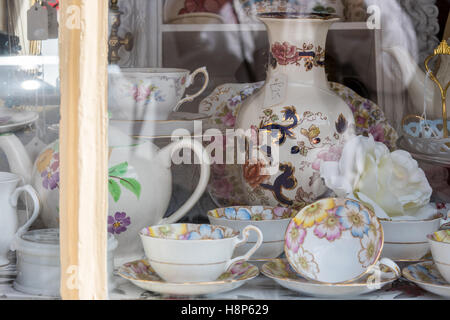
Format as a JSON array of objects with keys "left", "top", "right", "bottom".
[{"left": 321, "top": 135, "right": 432, "bottom": 218}]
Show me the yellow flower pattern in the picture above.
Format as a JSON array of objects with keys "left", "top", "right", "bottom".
[{"left": 294, "top": 198, "right": 334, "bottom": 228}]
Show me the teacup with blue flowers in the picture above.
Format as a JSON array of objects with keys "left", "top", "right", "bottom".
[{"left": 140, "top": 223, "right": 263, "bottom": 283}]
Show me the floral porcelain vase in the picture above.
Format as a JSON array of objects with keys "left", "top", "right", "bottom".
[{"left": 235, "top": 12, "right": 355, "bottom": 209}]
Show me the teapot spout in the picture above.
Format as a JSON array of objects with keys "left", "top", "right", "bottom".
[
  {"left": 0, "top": 134, "right": 33, "bottom": 183},
  {"left": 384, "top": 46, "right": 435, "bottom": 113}
]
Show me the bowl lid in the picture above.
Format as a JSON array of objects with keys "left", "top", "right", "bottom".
[
  {"left": 21, "top": 228, "right": 59, "bottom": 246},
  {"left": 16, "top": 229, "right": 118, "bottom": 252}
]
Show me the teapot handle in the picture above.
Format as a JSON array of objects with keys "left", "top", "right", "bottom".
[{"left": 157, "top": 139, "right": 211, "bottom": 225}]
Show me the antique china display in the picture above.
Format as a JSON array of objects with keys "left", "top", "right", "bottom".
[
  {"left": 0, "top": 109, "right": 39, "bottom": 134},
  {"left": 108, "top": 66, "right": 209, "bottom": 121},
  {"left": 428, "top": 230, "right": 450, "bottom": 283},
  {"left": 139, "top": 223, "right": 263, "bottom": 283},
  {"left": 235, "top": 13, "right": 355, "bottom": 208},
  {"left": 262, "top": 259, "right": 399, "bottom": 298},
  {"left": 381, "top": 214, "right": 444, "bottom": 262},
  {"left": 207, "top": 206, "right": 296, "bottom": 259},
  {"left": 110, "top": 112, "right": 212, "bottom": 137},
  {"left": 199, "top": 81, "right": 398, "bottom": 207},
  {"left": 118, "top": 259, "right": 258, "bottom": 296},
  {"left": 403, "top": 262, "right": 450, "bottom": 298},
  {"left": 0, "top": 172, "right": 40, "bottom": 266},
  {"left": 0, "top": 126, "right": 211, "bottom": 266},
  {"left": 285, "top": 198, "right": 400, "bottom": 283},
  {"left": 13, "top": 229, "right": 118, "bottom": 297}
]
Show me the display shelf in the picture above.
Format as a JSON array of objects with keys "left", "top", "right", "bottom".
[
  {"left": 0, "top": 273, "right": 443, "bottom": 300},
  {"left": 161, "top": 22, "right": 371, "bottom": 33}
]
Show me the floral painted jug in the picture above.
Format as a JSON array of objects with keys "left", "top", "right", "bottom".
[
  {"left": 0, "top": 126, "right": 210, "bottom": 265},
  {"left": 236, "top": 13, "right": 355, "bottom": 209}
]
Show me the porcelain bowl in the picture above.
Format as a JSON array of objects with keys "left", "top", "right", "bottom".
[
  {"left": 208, "top": 206, "right": 296, "bottom": 259},
  {"left": 428, "top": 230, "right": 450, "bottom": 283},
  {"left": 381, "top": 215, "right": 443, "bottom": 262}
]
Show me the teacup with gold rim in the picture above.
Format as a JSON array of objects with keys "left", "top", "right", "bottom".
[
  {"left": 285, "top": 198, "right": 401, "bottom": 284},
  {"left": 139, "top": 223, "right": 263, "bottom": 283}
]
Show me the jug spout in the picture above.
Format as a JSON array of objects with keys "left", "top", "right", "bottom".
[
  {"left": 385, "top": 46, "right": 436, "bottom": 113},
  {"left": 0, "top": 134, "right": 33, "bottom": 184}
]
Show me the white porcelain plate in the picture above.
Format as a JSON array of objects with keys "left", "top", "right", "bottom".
[
  {"left": 110, "top": 112, "right": 211, "bottom": 137},
  {"left": 261, "top": 259, "right": 399, "bottom": 298},
  {"left": 402, "top": 262, "right": 450, "bottom": 298},
  {"left": 118, "top": 259, "right": 259, "bottom": 296},
  {"left": 0, "top": 108, "right": 39, "bottom": 134}
]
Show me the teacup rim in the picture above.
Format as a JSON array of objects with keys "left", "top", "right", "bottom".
[
  {"left": 109, "top": 67, "right": 190, "bottom": 75},
  {"left": 207, "top": 206, "right": 295, "bottom": 222},
  {"left": 379, "top": 213, "right": 444, "bottom": 223},
  {"left": 427, "top": 232, "right": 450, "bottom": 245},
  {"left": 139, "top": 223, "right": 240, "bottom": 241},
  {"left": 284, "top": 198, "right": 385, "bottom": 285}
]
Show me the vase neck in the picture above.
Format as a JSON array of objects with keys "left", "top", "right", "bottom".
[{"left": 264, "top": 18, "right": 334, "bottom": 90}]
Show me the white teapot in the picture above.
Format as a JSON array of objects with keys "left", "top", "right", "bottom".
[{"left": 0, "top": 126, "right": 211, "bottom": 265}]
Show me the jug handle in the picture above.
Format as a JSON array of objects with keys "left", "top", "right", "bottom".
[
  {"left": 157, "top": 139, "right": 211, "bottom": 225},
  {"left": 174, "top": 67, "right": 210, "bottom": 111},
  {"left": 10, "top": 185, "right": 40, "bottom": 249}
]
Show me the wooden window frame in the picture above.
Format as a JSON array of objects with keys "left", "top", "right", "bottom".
[{"left": 59, "top": 0, "right": 108, "bottom": 300}]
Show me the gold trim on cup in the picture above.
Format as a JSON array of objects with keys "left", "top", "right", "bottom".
[{"left": 147, "top": 259, "right": 228, "bottom": 266}]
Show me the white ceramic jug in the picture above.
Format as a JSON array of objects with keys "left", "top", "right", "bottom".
[
  {"left": 0, "top": 127, "right": 211, "bottom": 265},
  {"left": 0, "top": 172, "right": 40, "bottom": 266}
]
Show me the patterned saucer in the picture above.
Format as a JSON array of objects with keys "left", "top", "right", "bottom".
[
  {"left": 402, "top": 262, "right": 450, "bottom": 298},
  {"left": 261, "top": 259, "right": 399, "bottom": 298},
  {"left": 0, "top": 108, "right": 39, "bottom": 134},
  {"left": 118, "top": 259, "right": 259, "bottom": 296}
]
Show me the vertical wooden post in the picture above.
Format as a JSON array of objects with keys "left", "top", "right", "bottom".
[{"left": 59, "top": 0, "right": 109, "bottom": 300}]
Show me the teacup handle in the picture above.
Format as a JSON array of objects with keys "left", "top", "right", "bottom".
[
  {"left": 10, "top": 185, "right": 40, "bottom": 249},
  {"left": 224, "top": 225, "right": 263, "bottom": 270},
  {"left": 375, "top": 257, "right": 401, "bottom": 279},
  {"left": 174, "top": 67, "right": 210, "bottom": 111},
  {"left": 157, "top": 139, "right": 211, "bottom": 225}
]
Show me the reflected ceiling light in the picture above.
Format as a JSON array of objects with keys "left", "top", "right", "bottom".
[
  {"left": 21, "top": 80, "right": 41, "bottom": 90},
  {"left": 0, "top": 56, "right": 59, "bottom": 66}
]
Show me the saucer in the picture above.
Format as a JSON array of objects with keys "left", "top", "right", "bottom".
[
  {"left": 110, "top": 112, "right": 211, "bottom": 137},
  {"left": 0, "top": 108, "right": 39, "bottom": 133},
  {"left": 402, "top": 262, "right": 450, "bottom": 298},
  {"left": 118, "top": 259, "right": 259, "bottom": 296},
  {"left": 261, "top": 259, "right": 399, "bottom": 298}
]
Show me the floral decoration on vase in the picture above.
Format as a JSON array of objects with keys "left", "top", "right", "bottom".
[{"left": 270, "top": 42, "right": 325, "bottom": 71}]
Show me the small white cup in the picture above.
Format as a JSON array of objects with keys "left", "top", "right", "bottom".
[
  {"left": 140, "top": 223, "right": 263, "bottom": 283},
  {"left": 108, "top": 67, "right": 209, "bottom": 121}
]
